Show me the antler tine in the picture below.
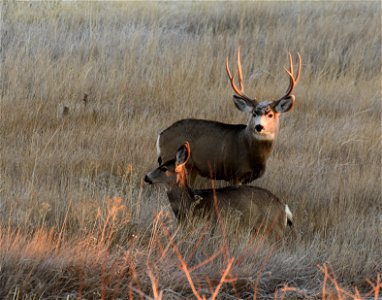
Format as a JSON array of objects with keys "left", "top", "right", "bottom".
[
  {"left": 225, "top": 57, "right": 234, "bottom": 87},
  {"left": 226, "top": 56, "right": 243, "bottom": 97},
  {"left": 278, "top": 52, "right": 301, "bottom": 100},
  {"left": 295, "top": 52, "right": 302, "bottom": 85},
  {"left": 225, "top": 48, "right": 254, "bottom": 101},
  {"left": 237, "top": 47, "right": 244, "bottom": 92},
  {"left": 285, "top": 52, "right": 295, "bottom": 97}
]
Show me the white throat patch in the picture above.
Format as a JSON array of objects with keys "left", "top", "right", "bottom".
[
  {"left": 251, "top": 114, "right": 276, "bottom": 141},
  {"left": 253, "top": 131, "right": 275, "bottom": 141}
]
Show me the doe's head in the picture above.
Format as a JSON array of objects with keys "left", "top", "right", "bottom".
[{"left": 144, "top": 142, "right": 191, "bottom": 187}]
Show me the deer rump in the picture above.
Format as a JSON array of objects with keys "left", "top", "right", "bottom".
[{"left": 157, "top": 119, "right": 273, "bottom": 184}]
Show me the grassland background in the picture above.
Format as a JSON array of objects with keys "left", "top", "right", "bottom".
[{"left": 0, "top": 1, "right": 381, "bottom": 299}]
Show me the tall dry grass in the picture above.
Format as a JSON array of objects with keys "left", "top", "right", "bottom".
[{"left": 0, "top": 2, "right": 381, "bottom": 299}]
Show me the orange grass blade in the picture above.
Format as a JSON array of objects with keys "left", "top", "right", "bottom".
[
  {"left": 211, "top": 257, "right": 235, "bottom": 300},
  {"left": 160, "top": 220, "right": 204, "bottom": 300},
  {"left": 318, "top": 264, "right": 357, "bottom": 299},
  {"left": 322, "top": 264, "right": 328, "bottom": 300},
  {"left": 189, "top": 247, "right": 225, "bottom": 272},
  {"left": 147, "top": 264, "right": 161, "bottom": 300},
  {"left": 366, "top": 273, "right": 381, "bottom": 300}
]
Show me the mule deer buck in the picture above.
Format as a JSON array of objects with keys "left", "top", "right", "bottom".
[
  {"left": 145, "top": 142, "right": 293, "bottom": 238},
  {"left": 156, "top": 49, "right": 301, "bottom": 184}
]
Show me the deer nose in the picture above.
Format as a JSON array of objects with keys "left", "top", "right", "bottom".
[
  {"left": 144, "top": 175, "right": 152, "bottom": 184},
  {"left": 255, "top": 124, "right": 264, "bottom": 132}
]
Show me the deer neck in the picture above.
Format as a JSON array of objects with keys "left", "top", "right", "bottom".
[
  {"left": 166, "top": 184, "right": 194, "bottom": 221},
  {"left": 243, "top": 129, "right": 274, "bottom": 160}
]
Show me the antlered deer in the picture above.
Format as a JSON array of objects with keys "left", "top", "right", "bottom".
[
  {"left": 145, "top": 142, "right": 293, "bottom": 238},
  {"left": 156, "top": 49, "right": 301, "bottom": 184}
]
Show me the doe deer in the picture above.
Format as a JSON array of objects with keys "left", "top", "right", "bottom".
[
  {"left": 145, "top": 142, "right": 293, "bottom": 238},
  {"left": 156, "top": 49, "right": 301, "bottom": 184}
]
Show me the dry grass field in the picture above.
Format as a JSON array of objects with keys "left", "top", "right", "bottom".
[{"left": 0, "top": 2, "right": 381, "bottom": 299}]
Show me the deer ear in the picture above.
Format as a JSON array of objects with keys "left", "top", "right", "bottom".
[
  {"left": 232, "top": 95, "right": 255, "bottom": 113},
  {"left": 273, "top": 95, "right": 295, "bottom": 113},
  {"left": 176, "top": 142, "right": 190, "bottom": 166}
]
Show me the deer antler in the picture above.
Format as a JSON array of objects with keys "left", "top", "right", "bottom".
[
  {"left": 277, "top": 52, "right": 301, "bottom": 101},
  {"left": 226, "top": 48, "right": 255, "bottom": 102}
]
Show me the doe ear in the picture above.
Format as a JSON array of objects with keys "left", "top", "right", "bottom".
[
  {"left": 175, "top": 142, "right": 191, "bottom": 166},
  {"left": 272, "top": 95, "right": 295, "bottom": 113},
  {"left": 232, "top": 95, "right": 255, "bottom": 113}
]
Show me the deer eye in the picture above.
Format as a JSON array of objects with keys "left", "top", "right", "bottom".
[
  {"left": 268, "top": 114, "right": 273, "bottom": 118},
  {"left": 160, "top": 166, "right": 168, "bottom": 172}
]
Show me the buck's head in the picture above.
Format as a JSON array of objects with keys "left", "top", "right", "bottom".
[
  {"left": 144, "top": 142, "right": 190, "bottom": 188},
  {"left": 226, "top": 49, "right": 301, "bottom": 141}
]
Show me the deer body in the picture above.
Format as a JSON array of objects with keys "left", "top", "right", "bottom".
[
  {"left": 145, "top": 143, "right": 293, "bottom": 238},
  {"left": 157, "top": 119, "right": 273, "bottom": 183},
  {"left": 157, "top": 49, "right": 301, "bottom": 184},
  {"left": 179, "top": 185, "right": 291, "bottom": 237}
]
